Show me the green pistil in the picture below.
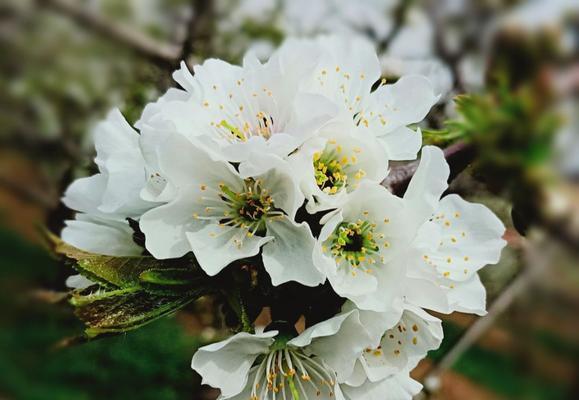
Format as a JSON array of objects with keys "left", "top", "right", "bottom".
[
  {"left": 220, "top": 119, "right": 246, "bottom": 141},
  {"left": 330, "top": 220, "right": 379, "bottom": 266}
]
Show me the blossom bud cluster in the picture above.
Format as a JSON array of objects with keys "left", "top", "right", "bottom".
[{"left": 62, "top": 36, "right": 506, "bottom": 399}]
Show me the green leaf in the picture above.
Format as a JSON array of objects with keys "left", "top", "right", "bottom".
[
  {"left": 45, "top": 232, "right": 218, "bottom": 338},
  {"left": 71, "top": 287, "right": 209, "bottom": 338}
]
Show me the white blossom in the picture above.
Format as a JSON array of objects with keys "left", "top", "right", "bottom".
[
  {"left": 60, "top": 109, "right": 154, "bottom": 257},
  {"left": 139, "top": 133, "right": 324, "bottom": 286},
  {"left": 342, "top": 371, "right": 422, "bottom": 400},
  {"left": 192, "top": 310, "right": 370, "bottom": 399},
  {"left": 313, "top": 181, "right": 410, "bottom": 311},
  {"left": 401, "top": 146, "right": 507, "bottom": 315},
  {"left": 58, "top": 33, "right": 510, "bottom": 400},
  {"left": 290, "top": 118, "right": 388, "bottom": 213},
  {"left": 62, "top": 108, "right": 155, "bottom": 218},
  {"left": 143, "top": 40, "right": 337, "bottom": 167},
  {"left": 306, "top": 35, "right": 438, "bottom": 162},
  {"left": 338, "top": 300, "right": 442, "bottom": 399}
]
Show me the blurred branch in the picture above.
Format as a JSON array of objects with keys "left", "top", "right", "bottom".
[
  {"left": 421, "top": 235, "right": 551, "bottom": 396},
  {"left": 38, "top": 0, "right": 181, "bottom": 68},
  {"left": 0, "top": 174, "right": 56, "bottom": 209},
  {"left": 179, "top": 0, "right": 215, "bottom": 62},
  {"left": 424, "top": 0, "right": 465, "bottom": 92}
]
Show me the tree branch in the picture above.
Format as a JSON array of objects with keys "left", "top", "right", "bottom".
[
  {"left": 179, "top": 0, "right": 215, "bottom": 62},
  {"left": 38, "top": 0, "right": 181, "bottom": 68}
]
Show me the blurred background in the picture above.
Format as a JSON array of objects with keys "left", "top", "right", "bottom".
[{"left": 1, "top": 0, "right": 578, "bottom": 399}]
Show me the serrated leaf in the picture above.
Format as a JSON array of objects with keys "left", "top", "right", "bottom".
[{"left": 71, "top": 287, "right": 209, "bottom": 338}]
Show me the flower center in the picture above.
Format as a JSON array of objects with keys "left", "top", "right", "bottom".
[
  {"left": 250, "top": 348, "right": 337, "bottom": 400},
  {"left": 218, "top": 178, "right": 281, "bottom": 236},
  {"left": 313, "top": 141, "right": 366, "bottom": 195},
  {"left": 323, "top": 218, "right": 391, "bottom": 276},
  {"left": 331, "top": 220, "right": 378, "bottom": 260}
]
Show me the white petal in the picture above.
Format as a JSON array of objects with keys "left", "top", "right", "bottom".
[
  {"left": 349, "top": 258, "right": 406, "bottom": 313},
  {"left": 262, "top": 217, "right": 324, "bottom": 287},
  {"left": 93, "top": 109, "right": 140, "bottom": 168},
  {"left": 93, "top": 109, "right": 151, "bottom": 215},
  {"left": 361, "top": 306, "right": 442, "bottom": 380},
  {"left": 327, "top": 263, "right": 379, "bottom": 298},
  {"left": 447, "top": 274, "right": 488, "bottom": 316},
  {"left": 98, "top": 168, "right": 151, "bottom": 216},
  {"left": 380, "top": 57, "right": 453, "bottom": 101},
  {"left": 404, "top": 275, "right": 453, "bottom": 313},
  {"left": 403, "top": 146, "right": 450, "bottom": 231},
  {"left": 367, "top": 75, "right": 438, "bottom": 133},
  {"left": 172, "top": 61, "right": 197, "bottom": 94},
  {"left": 158, "top": 132, "right": 240, "bottom": 190},
  {"left": 376, "top": 126, "right": 422, "bottom": 161},
  {"left": 191, "top": 331, "right": 277, "bottom": 398},
  {"left": 289, "top": 310, "right": 371, "bottom": 381},
  {"left": 187, "top": 225, "right": 272, "bottom": 276},
  {"left": 139, "top": 186, "right": 202, "bottom": 259},
  {"left": 62, "top": 174, "right": 106, "bottom": 215},
  {"left": 343, "top": 370, "right": 422, "bottom": 400},
  {"left": 427, "top": 194, "right": 506, "bottom": 281},
  {"left": 345, "top": 301, "right": 405, "bottom": 348},
  {"left": 239, "top": 154, "right": 304, "bottom": 220},
  {"left": 135, "top": 87, "right": 189, "bottom": 130},
  {"left": 311, "top": 35, "right": 381, "bottom": 108},
  {"left": 345, "top": 359, "right": 368, "bottom": 387},
  {"left": 62, "top": 215, "right": 142, "bottom": 256},
  {"left": 404, "top": 273, "right": 488, "bottom": 316}
]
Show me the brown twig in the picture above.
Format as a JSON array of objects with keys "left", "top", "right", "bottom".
[
  {"left": 180, "top": 0, "right": 215, "bottom": 62},
  {"left": 38, "top": 0, "right": 181, "bottom": 68}
]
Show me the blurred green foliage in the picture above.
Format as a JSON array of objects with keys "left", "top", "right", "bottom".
[{"left": 0, "top": 227, "right": 205, "bottom": 399}]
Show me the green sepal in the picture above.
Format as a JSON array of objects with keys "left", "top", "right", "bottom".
[{"left": 138, "top": 268, "right": 208, "bottom": 295}]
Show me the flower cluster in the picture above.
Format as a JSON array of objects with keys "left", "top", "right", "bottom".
[{"left": 61, "top": 36, "right": 506, "bottom": 399}]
